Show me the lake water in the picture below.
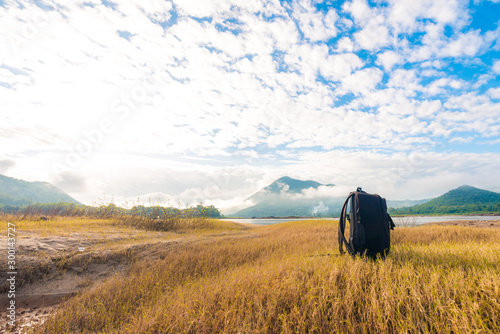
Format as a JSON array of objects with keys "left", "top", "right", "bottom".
[
  {"left": 220, "top": 216, "right": 499, "bottom": 226},
  {"left": 220, "top": 218, "right": 335, "bottom": 226},
  {"left": 391, "top": 215, "right": 499, "bottom": 225}
]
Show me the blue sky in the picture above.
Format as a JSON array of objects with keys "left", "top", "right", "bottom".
[{"left": 0, "top": 0, "right": 499, "bottom": 212}]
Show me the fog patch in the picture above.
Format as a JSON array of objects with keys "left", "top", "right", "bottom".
[
  {"left": 292, "top": 185, "right": 353, "bottom": 199},
  {"left": 311, "top": 201, "right": 329, "bottom": 215},
  {"left": 0, "top": 159, "right": 15, "bottom": 173},
  {"left": 53, "top": 171, "right": 87, "bottom": 193}
]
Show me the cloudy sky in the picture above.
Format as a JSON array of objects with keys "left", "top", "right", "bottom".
[{"left": 1, "top": 0, "right": 499, "bottom": 212}]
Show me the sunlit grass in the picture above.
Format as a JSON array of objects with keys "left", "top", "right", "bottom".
[
  {"left": 31, "top": 219, "right": 500, "bottom": 333},
  {"left": 0, "top": 213, "right": 249, "bottom": 302}
]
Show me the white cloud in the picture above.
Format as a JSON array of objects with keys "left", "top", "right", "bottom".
[
  {"left": 320, "top": 52, "right": 364, "bottom": 81},
  {"left": 353, "top": 18, "right": 390, "bottom": 51},
  {"left": 424, "top": 78, "right": 463, "bottom": 96},
  {"left": 377, "top": 50, "right": 403, "bottom": 71},
  {"left": 335, "top": 37, "right": 354, "bottom": 52},
  {"left": 311, "top": 201, "right": 329, "bottom": 215},
  {"left": 294, "top": 185, "right": 352, "bottom": 199},
  {"left": 1, "top": 0, "right": 494, "bottom": 163},
  {"left": 440, "top": 29, "right": 486, "bottom": 57},
  {"left": 0, "top": 158, "right": 15, "bottom": 173},
  {"left": 53, "top": 171, "right": 87, "bottom": 193},
  {"left": 493, "top": 60, "right": 500, "bottom": 74},
  {"left": 449, "top": 136, "right": 474, "bottom": 143},
  {"left": 290, "top": 150, "right": 500, "bottom": 200},
  {"left": 292, "top": 0, "right": 338, "bottom": 42},
  {"left": 473, "top": 74, "right": 494, "bottom": 89},
  {"left": 387, "top": 69, "right": 421, "bottom": 95},
  {"left": 341, "top": 67, "right": 383, "bottom": 95},
  {"left": 488, "top": 87, "right": 500, "bottom": 100},
  {"left": 386, "top": 0, "right": 469, "bottom": 33},
  {"left": 343, "top": 0, "right": 374, "bottom": 24},
  {"left": 172, "top": 0, "right": 228, "bottom": 18},
  {"left": 416, "top": 100, "right": 443, "bottom": 118}
]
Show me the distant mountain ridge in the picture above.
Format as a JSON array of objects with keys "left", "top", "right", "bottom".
[
  {"left": 233, "top": 176, "right": 340, "bottom": 218},
  {"left": 389, "top": 185, "right": 500, "bottom": 215},
  {"left": 232, "top": 178, "right": 500, "bottom": 218},
  {"left": 0, "top": 174, "right": 80, "bottom": 207},
  {"left": 247, "top": 176, "right": 333, "bottom": 203},
  {"left": 233, "top": 177, "right": 427, "bottom": 218}
]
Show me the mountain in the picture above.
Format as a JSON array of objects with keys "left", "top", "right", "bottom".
[
  {"left": 231, "top": 176, "right": 434, "bottom": 218},
  {"left": 248, "top": 176, "right": 333, "bottom": 202},
  {"left": 0, "top": 174, "right": 80, "bottom": 207},
  {"left": 389, "top": 185, "right": 500, "bottom": 215},
  {"left": 232, "top": 176, "right": 342, "bottom": 218},
  {"left": 231, "top": 178, "right": 500, "bottom": 218}
]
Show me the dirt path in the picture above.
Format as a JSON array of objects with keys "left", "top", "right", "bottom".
[{"left": 0, "top": 230, "right": 250, "bottom": 333}]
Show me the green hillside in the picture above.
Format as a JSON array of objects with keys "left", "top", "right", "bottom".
[
  {"left": 0, "top": 174, "right": 80, "bottom": 207},
  {"left": 389, "top": 185, "right": 500, "bottom": 215}
]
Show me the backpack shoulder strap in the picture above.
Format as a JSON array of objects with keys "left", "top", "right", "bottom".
[
  {"left": 388, "top": 213, "right": 395, "bottom": 230},
  {"left": 338, "top": 192, "right": 356, "bottom": 255}
]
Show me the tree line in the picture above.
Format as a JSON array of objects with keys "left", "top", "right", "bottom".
[{"left": 0, "top": 202, "right": 222, "bottom": 218}]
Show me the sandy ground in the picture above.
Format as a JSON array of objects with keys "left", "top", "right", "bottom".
[{"left": 0, "top": 231, "right": 191, "bottom": 333}]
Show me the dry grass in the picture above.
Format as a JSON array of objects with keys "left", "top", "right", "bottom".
[
  {"left": 117, "top": 214, "right": 250, "bottom": 233},
  {"left": 0, "top": 214, "right": 248, "bottom": 296},
  {"left": 10, "top": 216, "right": 137, "bottom": 237},
  {"left": 26, "top": 219, "right": 500, "bottom": 333},
  {"left": 5, "top": 214, "right": 245, "bottom": 237}
]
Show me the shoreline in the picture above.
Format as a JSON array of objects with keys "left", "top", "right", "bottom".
[{"left": 422, "top": 219, "right": 500, "bottom": 228}]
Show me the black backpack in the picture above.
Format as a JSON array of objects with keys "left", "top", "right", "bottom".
[{"left": 338, "top": 188, "right": 395, "bottom": 259}]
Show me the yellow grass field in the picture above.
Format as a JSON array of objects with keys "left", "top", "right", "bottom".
[{"left": 2, "top": 216, "right": 500, "bottom": 333}]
